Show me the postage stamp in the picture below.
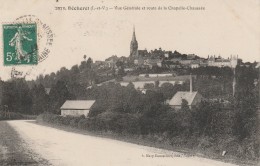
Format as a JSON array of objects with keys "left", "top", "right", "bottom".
[
  {"left": 15, "top": 15, "right": 54, "bottom": 63},
  {"left": 3, "top": 23, "right": 38, "bottom": 65}
]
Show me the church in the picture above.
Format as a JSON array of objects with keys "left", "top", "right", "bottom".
[{"left": 129, "top": 26, "right": 139, "bottom": 58}]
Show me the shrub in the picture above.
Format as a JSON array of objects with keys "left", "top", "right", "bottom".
[
  {"left": 0, "top": 111, "right": 25, "bottom": 120},
  {"left": 78, "top": 118, "right": 89, "bottom": 130}
]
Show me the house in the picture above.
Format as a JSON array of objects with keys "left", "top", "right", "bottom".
[
  {"left": 200, "top": 59, "right": 208, "bottom": 67},
  {"left": 164, "top": 51, "right": 172, "bottom": 58},
  {"left": 134, "top": 58, "right": 144, "bottom": 66},
  {"left": 144, "top": 59, "right": 162, "bottom": 68},
  {"left": 169, "top": 75, "right": 202, "bottom": 110},
  {"left": 207, "top": 55, "right": 238, "bottom": 68},
  {"left": 190, "top": 60, "right": 200, "bottom": 68},
  {"left": 60, "top": 100, "right": 95, "bottom": 117},
  {"left": 180, "top": 60, "right": 192, "bottom": 66},
  {"left": 138, "top": 49, "right": 149, "bottom": 57},
  {"left": 124, "top": 68, "right": 134, "bottom": 72},
  {"left": 169, "top": 91, "right": 203, "bottom": 110},
  {"left": 187, "top": 54, "right": 197, "bottom": 60},
  {"left": 105, "top": 55, "right": 119, "bottom": 68},
  {"left": 170, "top": 58, "right": 182, "bottom": 63}
]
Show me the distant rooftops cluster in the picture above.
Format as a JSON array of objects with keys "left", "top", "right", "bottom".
[
  {"left": 94, "top": 51, "right": 238, "bottom": 70},
  {"left": 93, "top": 27, "right": 239, "bottom": 70}
]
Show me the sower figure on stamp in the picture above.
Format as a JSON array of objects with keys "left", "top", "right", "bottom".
[{"left": 9, "top": 25, "right": 33, "bottom": 63}]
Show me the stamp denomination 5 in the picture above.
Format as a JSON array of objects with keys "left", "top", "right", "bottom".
[{"left": 3, "top": 23, "right": 38, "bottom": 65}]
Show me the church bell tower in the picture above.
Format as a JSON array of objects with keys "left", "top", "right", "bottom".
[{"left": 130, "top": 26, "right": 138, "bottom": 58}]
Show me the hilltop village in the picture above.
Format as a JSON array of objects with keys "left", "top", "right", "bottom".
[
  {"left": 81, "top": 27, "right": 243, "bottom": 103},
  {"left": 95, "top": 27, "right": 239, "bottom": 73}
]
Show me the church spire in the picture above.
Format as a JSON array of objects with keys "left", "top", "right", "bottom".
[
  {"left": 132, "top": 25, "right": 137, "bottom": 41},
  {"left": 130, "top": 25, "right": 138, "bottom": 58}
]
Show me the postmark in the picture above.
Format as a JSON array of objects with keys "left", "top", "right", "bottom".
[
  {"left": 14, "top": 15, "right": 54, "bottom": 63},
  {"left": 1, "top": 15, "right": 54, "bottom": 79},
  {"left": 3, "top": 23, "right": 38, "bottom": 65}
]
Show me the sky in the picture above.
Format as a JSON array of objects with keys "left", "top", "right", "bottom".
[{"left": 0, "top": 0, "right": 259, "bottom": 80}]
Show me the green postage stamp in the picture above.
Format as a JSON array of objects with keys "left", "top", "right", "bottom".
[{"left": 3, "top": 23, "right": 38, "bottom": 65}]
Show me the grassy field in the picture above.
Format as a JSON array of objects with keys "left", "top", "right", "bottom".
[{"left": 0, "top": 121, "right": 50, "bottom": 166}]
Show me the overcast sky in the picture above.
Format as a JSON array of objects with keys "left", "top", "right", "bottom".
[{"left": 0, "top": 0, "right": 259, "bottom": 80}]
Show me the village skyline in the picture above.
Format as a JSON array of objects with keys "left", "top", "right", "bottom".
[{"left": 0, "top": 26, "right": 258, "bottom": 81}]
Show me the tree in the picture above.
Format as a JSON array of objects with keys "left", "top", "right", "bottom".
[
  {"left": 127, "top": 81, "right": 134, "bottom": 89},
  {"left": 67, "top": 82, "right": 87, "bottom": 99},
  {"left": 155, "top": 80, "right": 159, "bottom": 88},
  {"left": 233, "top": 66, "right": 258, "bottom": 140},
  {"left": 70, "top": 65, "right": 80, "bottom": 84},
  {"left": 181, "top": 99, "right": 190, "bottom": 111},
  {"left": 160, "top": 83, "right": 176, "bottom": 100},
  {"left": 79, "top": 61, "right": 88, "bottom": 71},
  {"left": 71, "top": 65, "right": 80, "bottom": 74},
  {"left": 144, "top": 83, "right": 154, "bottom": 90},
  {"left": 86, "top": 57, "right": 93, "bottom": 69},
  {"left": 49, "top": 80, "right": 72, "bottom": 114},
  {"left": 31, "top": 84, "right": 49, "bottom": 115},
  {"left": 1, "top": 79, "right": 32, "bottom": 114}
]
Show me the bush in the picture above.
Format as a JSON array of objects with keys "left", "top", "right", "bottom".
[
  {"left": 36, "top": 104, "right": 259, "bottom": 162},
  {"left": 0, "top": 111, "right": 30, "bottom": 120},
  {"left": 78, "top": 118, "right": 89, "bottom": 130},
  {"left": 37, "top": 113, "right": 87, "bottom": 129}
]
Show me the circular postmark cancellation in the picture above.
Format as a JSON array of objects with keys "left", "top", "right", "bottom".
[{"left": 14, "top": 15, "right": 54, "bottom": 63}]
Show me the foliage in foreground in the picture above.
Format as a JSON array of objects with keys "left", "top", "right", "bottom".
[
  {"left": 0, "top": 111, "right": 36, "bottom": 120},
  {"left": 37, "top": 101, "right": 259, "bottom": 162}
]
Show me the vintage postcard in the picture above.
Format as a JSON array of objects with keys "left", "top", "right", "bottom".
[{"left": 0, "top": 0, "right": 259, "bottom": 165}]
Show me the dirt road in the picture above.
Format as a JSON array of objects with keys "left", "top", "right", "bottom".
[
  {"left": 0, "top": 121, "right": 49, "bottom": 166},
  {"left": 7, "top": 120, "right": 237, "bottom": 166}
]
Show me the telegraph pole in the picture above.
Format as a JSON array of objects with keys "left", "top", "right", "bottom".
[{"left": 257, "top": 65, "right": 260, "bottom": 143}]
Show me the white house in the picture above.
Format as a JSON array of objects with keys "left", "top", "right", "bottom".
[
  {"left": 169, "top": 91, "right": 203, "bottom": 110},
  {"left": 169, "top": 75, "right": 202, "bottom": 110},
  {"left": 60, "top": 100, "right": 95, "bottom": 117}
]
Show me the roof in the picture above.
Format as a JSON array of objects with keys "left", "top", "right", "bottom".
[
  {"left": 215, "top": 59, "right": 230, "bottom": 62},
  {"left": 191, "top": 60, "right": 200, "bottom": 64},
  {"left": 61, "top": 100, "right": 95, "bottom": 110},
  {"left": 138, "top": 50, "right": 148, "bottom": 54},
  {"left": 146, "top": 59, "right": 162, "bottom": 64},
  {"left": 169, "top": 91, "right": 198, "bottom": 106}
]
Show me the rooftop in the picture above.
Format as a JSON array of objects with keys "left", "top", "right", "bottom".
[
  {"left": 61, "top": 100, "right": 95, "bottom": 110},
  {"left": 169, "top": 91, "right": 198, "bottom": 106}
]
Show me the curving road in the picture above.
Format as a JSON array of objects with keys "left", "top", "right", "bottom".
[{"left": 8, "top": 120, "right": 237, "bottom": 166}]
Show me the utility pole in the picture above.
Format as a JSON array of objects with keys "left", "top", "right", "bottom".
[
  {"left": 232, "top": 67, "right": 236, "bottom": 97},
  {"left": 257, "top": 64, "right": 260, "bottom": 143}
]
